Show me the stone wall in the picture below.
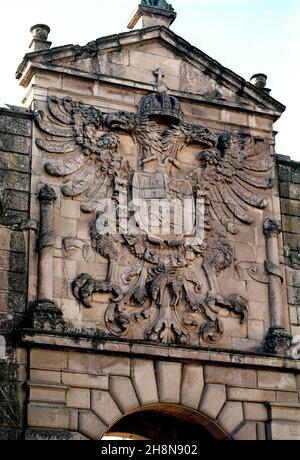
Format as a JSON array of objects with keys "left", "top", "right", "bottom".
[
  {"left": 22, "top": 337, "right": 300, "bottom": 440},
  {"left": 278, "top": 155, "right": 300, "bottom": 337},
  {"left": 0, "top": 108, "right": 32, "bottom": 439}
]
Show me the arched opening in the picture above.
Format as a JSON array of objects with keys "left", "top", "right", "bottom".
[{"left": 102, "top": 404, "right": 229, "bottom": 441}]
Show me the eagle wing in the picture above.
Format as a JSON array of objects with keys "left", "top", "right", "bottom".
[
  {"left": 35, "top": 96, "right": 125, "bottom": 213},
  {"left": 190, "top": 132, "right": 273, "bottom": 234}
]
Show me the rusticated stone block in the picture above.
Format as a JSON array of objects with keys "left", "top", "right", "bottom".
[
  {"left": 131, "top": 359, "right": 158, "bottom": 406},
  {"left": 29, "top": 385, "right": 67, "bottom": 404},
  {"left": 28, "top": 404, "right": 77, "bottom": 430},
  {"left": 66, "top": 389, "right": 91, "bottom": 409},
  {"left": 276, "top": 391, "right": 299, "bottom": 404},
  {"left": 101, "top": 355, "right": 130, "bottom": 377},
  {"left": 62, "top": 372, "right": 108, "bottom": 390},
  {"left": 199, "top": 384, "right": 226, "bottom": 420},
  {"left": 78, "top": 411, "right": 107, "bottom": 441},
  {"left": 0, "top": 114, "right": 31, "bottom": 137},
  {"left": 233, "top": 422, "right": 257, "bottom": 440},
  {"left": 30, "top": 350, "right": 68, "bottom": 370},
  {"left": 0, "top": 229, "right": 11, "bottom": 251},
  {"left": 0, "top": 171, "right": 30, "bottom": 193},
  {"left": 30, "top": 369, "right": 61, "bottom": 385},
  {"left": 156, "top": 362, "right": 182, "bottom": 404},
  {"left": 0, "top": 134, "right": 31, "bottom": 155},
  {"left": 204, "top": 365, "right": 257, "bottom": 388},
  {"left": 67, "top": 352, "right": 102, "bottom": 374},
  {"left": 26, "top": 429, "right": 89, "bottom": 440},
  {"left": 180, "top": 365, "right": 204, "bottom": 410},
  {"left": 243, "top": 403, "right": 268, "bottom": 421},
  {"left": 10, "top": 232, "right": 26, "bottom": 253},
  {"left": 7, "top": 272, "right": 27, "bottom": 293},
  {"left": 91, "top": 390, "right": 122, "bottom": 427},
  {"left": 2, "top": 190, "right": 29, "bottom": 212},
  {"left": 227, "top": 387, "right": 276, "bottom": 403},
  {"left": 217, "top": 401, "right": 244, "bottom": 434},
  {"left": 9, "top": 252, "right": 26, "bottom": 274},
  {"left": 281, "top": 198, "right": 300, "bottom": 217},
  {"left": 0, "top": 151, "right": 30, "bottom": 173},
  {"left": 110, "top": 376, "right": 139, "bottom": 413},
  {"left": 271, "top": 421, "right": 300, "bottom": 440}
]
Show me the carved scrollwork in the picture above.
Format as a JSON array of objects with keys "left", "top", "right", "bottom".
[{"left": 36, "top": 90, "right": 273, "bottom": 346}]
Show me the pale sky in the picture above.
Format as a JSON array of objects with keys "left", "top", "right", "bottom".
[{"left": 1, "top": 0, "right": 299, "bottom": 159}]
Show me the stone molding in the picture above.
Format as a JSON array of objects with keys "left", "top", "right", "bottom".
[{"left": 21, "top": 332, "right": 300, "bottom": 372}]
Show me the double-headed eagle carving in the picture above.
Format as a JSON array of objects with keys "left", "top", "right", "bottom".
[{"left": 35, "top": 92, "right": 273, "bottom": 345}]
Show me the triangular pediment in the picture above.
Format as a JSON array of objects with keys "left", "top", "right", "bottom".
[{"left": 17, "top": 26, "right": 285, "bottom": 117}]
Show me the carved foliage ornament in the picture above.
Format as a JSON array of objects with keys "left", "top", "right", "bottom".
[{"left": 35, "top": 92, "right": 274, "bottom": 345}]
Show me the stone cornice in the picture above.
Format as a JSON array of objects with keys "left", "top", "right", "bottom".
[
  {"left": 20, "top": 63, "right": 283, "bottom": 122},
  {"left": 21, "top": 330, "right": 300, "bottom": 372},
  {"left": 16, "top": 26, "right": 286, "bottom": 119}
]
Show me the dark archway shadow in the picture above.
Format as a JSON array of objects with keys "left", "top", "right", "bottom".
[{"left": 103, "top": 404, "right": 229, "bottom": 441}]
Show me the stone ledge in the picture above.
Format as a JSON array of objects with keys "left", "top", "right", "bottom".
[
  {"left": 25, "top": 63, "right": 280, "bottom": 121},
  {"left": 21, "top": 331, "right": 300, "bottom": 371}
]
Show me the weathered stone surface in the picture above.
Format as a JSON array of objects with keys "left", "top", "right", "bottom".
[
  {"left": 131, "top": 359, "right": 158, "bottom": 406},
  {"left": 271, "top": 421, "right": 300, "bottom": 440},
  {"left": 25, "top": 428, "right": 88, "bottom": 441},
  {"left": 0, "top": 171, "right": 30, "bottom": 193},
  {"left": 62, "top": 372, "right": 108, "bottom": 390},
  {"left": 10, "top": 232, "right": 26, "bottom": 253},
  {"left": 0, "top": 134, "right": 31, "bottom": 155},
  {"left": 204, "top": 366, "right": 257, "bottom": 388},
  {"left": 30, "top": 350, "right": 68, "bottom": 370},
  {"left": 282, "top": 216, "right": 300, "bottom": 235},
  {"left": 1, "top": 6, "right": 300, "bottom": 442},
  {"left": 67, "top": 352, "right": 102, "bottom": 374},
  {"left": 29, "top": 385, "right": 67, "bottom": 404},
  {"left": 28, "top": 404, "right": 77, "bottom": 430},
  {"left": 281, "top": 198, "right": 300, "bottom": 217},
  {"left": 66, "top": 389, "right": 90, "bottom": 409},
  {"left": 30, "top": 369, "right": 61, "bottom": 384},
  {"left": 78, "top": 410, "right": 107, "bottom": 440},
  {"left": 2, "top": 190, "right": 29, "bottom": 212},
  {"left": 91, "top": 390, "right": 122, "bottom": 427},
  {"left": 0, "top": 151, "right": 30, "bottom": 173},
  {"left": 257, "top": 371, "right": 296, "bottom": 391},
  {"left": 233, "top": 422, "right": 258, "bottom": 440},
  {"left": 279, "top": 182, "right": 300, "bottom": 200},
  {"left": 101, "top": 356, "right": 130, "bottom": 377},
  {"left": 0, "top": 114, "right": 32, "bottom": 137},
  {"left": 109, "top": 377, "right": 140, "bottom": 413},
  {"left": 276, "top": 391, "right": 299, "bottom": 404},
  {"left": 180, "top": 365, "right": 204, "bottom": 410},
  {"left": 227, "top": 387, "right": 276, "bottom": 403},
  {"left": 271, "top": 405, "right": 300, "bottom": 422},
  {"left": 199, "top": 384, "right": 226, "bottom": 420},
  {"left": 243, "top": 403, "right": 268, "bottom": 421},
  {"left": 157, "top": 362, "right": 182, "bottom": 404}
]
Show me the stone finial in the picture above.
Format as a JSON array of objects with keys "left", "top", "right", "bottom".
[
  {"left": 128, "top": 0, "right": 177, "bottom": 30},
  {"left": 250, "top": 73, "right": 271, "bottom": 94},
  {"left": 29, "top": 24, "right": 52, "bottom": 52},
  {"left": 250, "top": 73, "right": 267, "bottom": 88}
]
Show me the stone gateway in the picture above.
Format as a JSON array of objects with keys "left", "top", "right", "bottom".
[{"left": 0, "top": 1, "right": 300, "bottom": 441}]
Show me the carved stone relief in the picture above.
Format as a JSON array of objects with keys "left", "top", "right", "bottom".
[{"left": 34, "top": 89, "right": 275, "bottom": 346}]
